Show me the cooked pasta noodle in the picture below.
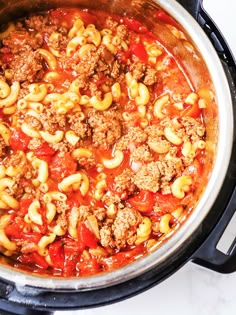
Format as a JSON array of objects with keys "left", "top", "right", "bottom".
[{"left": 0, "top": 7, "right": 210, "bottom": 277}]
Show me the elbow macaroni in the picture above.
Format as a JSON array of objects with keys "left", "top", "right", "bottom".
[
  {"left": 0, "top": 81, "right": 20, "bottom": 108},
  {"left": 171, "top": 176, "right": 193, "bottom": 199},
  {"left": 0, "top": 9, "right": 208, "bottom": 276}
]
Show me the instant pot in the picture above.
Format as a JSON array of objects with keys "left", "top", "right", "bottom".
[{"left": 0, "top": 0, "right": 236, "bottom": 314}]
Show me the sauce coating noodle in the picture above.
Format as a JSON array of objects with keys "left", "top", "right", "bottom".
[{"left": 0, "top": 7, "right": 211, "bottom": 277}]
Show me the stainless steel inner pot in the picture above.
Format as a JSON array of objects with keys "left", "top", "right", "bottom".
[{"left": 0, "top": 0, "right": 233, "bottom": 291}]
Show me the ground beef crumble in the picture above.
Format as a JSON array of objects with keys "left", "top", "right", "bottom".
[{"left": 88, "top": 108, "right": 122, "bottom": 149}]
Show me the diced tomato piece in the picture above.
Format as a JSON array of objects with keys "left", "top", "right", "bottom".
[
  {"left": 23, "top": 232, "right": 42, "bottom": 244},
  {"left": 101, "top": 245, "right": 144, "bottom": 271},
  {"left": 154, "top": 10, "right": 180, "bottom": 28},
  {"left": 49, "top": 152, "right": 77, "bottom": 181},
  {"left": 129, "top": 42, "right": 148, "bottom": 63},
  {"left": 49, "top": 240, "right": 65, "bottom": 269},
  {"left": 5, "top": 222, "right": 22, "bottom": 239},
  {"left": 63, "top": 238, "right": 81, "bottom": 276},
  {"left": 1, "top": 53, "right": 14, "bottom": 65},
  {"left": 78, "top": 223, "right": 98, "bottom": 250},
  {"left": 34, "top": 143, "right": 56, "bottom": 162},
  {"left": 123, "top": 17, "right": 148, "bottom": 33},
  {"left": 77, "top": 258, "right": 101, "bottom": 276},
  {"left": 181, "top": 102, "right": 201, "bottom": 118},
  {"left": 155, "top": 192, "right": 180, "bottom": 212},
  {"left": 79, "top": 11, "right": 98, "bottom": 26},
  {"left": 18, "top": 198, "right": 33, "bottom": 217},
  {"left": 9, "top": 129, "right": 31, "bottom": 151},
  {"left": 67, "top": 191, "right": 91, "bottom": 207},
  {"left": 101, "top": 253, "right": 127, "bottom": 271},
  {"left": 19, "top": 252, "right": 49, "bottom": 269},
  {"left": 128, "top": 190, "right": 155, "bottom": 213}
]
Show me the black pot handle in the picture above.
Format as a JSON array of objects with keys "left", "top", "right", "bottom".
[
  {"left": 177, "top": 1, "right": 236, "bottom": 272},
  {"left": 176, "top": 0, "right": 202, "bottom": 20}
]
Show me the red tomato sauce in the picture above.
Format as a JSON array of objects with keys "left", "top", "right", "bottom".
[{"left": 0, "top": 7, "right": 212, "bottom": 277}]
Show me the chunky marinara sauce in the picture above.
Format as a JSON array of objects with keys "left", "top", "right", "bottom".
[{"left": 0, "top": 8, "right": 210, "bottom": 276}]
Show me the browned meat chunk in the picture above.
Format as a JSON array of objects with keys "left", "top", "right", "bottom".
[
  {"left": 100, "top": 207, "right": 142, "bottom": 248},
  {"left": 68, "top": 112, "right": 91, "bottom": 139},
  {"left": 130, "top": 144, "right": 153, "bottom": 163},
  {"left": 112, "top": 207, "right": 142, "bottom": 247},
  {"left": 114, "top": 169, "right": 136, "bottom": 194},
  {"left": 133, "top": 162, "right": 161, "bottom": 193},
  {"left": 39, "top": 107, "right": 66, "bottom": 133},
  {"left": 88, "top": 108, "right": 122, "bottom": 149},
  {"left": 11, "top": 48, "right": 43, "bottom": 82},
  {"left": 116, "top": 126, "right": 147, "bottom": 151}
]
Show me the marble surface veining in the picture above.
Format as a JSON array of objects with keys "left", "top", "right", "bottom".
[{"left": 55, "top": 1, "right": 236, "bottom": 314}]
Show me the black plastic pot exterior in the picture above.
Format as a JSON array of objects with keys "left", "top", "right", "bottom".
[{"left": 0, "top": 0, "right": 235, "bottom": 314}]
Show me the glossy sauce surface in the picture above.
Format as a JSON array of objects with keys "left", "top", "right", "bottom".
[{"left": 0, "top": 7, "right": 211, "bottom": 276}]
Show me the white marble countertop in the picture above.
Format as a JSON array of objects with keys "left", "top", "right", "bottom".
[{"left": 55, "top": 1, "right": 236, "bottom": 314}]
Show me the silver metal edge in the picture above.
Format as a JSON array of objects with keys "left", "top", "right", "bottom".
[{"left": 0, "top": 0, "right": 233, "bottom": 291}]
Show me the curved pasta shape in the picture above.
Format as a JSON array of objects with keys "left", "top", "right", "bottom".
[
  {"left": 102, "top": 150, "right": 124, "bottom": 169},
  {"left": 153, "top": 94, "right": 169, "bottom": 119},
  {"left": 159, "top": 214, "right": 172, "bottom": 234},
  {"left": 0, "top": 177, "right": 15, "bottom": 191},
  {"left": 0, "top": 166, "right": 6, "bottom": 179},
  {"left": 102, "top": 35, "right": 117, "bottom": 54},
  {"left": 0, "top": 191, "right": 19, "bottom": 210},
  {"left": 28, "top": 200, "right": 43, "bottom": 226},
  {"left": 43, "top": 191, "right": 67, "bottom": 203},
  {"left": 38, "top": 233, "right": 56, "bottom": 256},
  {"left": 58, "top": 172, "right": 89, "bottom": 196},
  {"left": 129, "top": 80, "right": 139, "bottom": 99},
  {"left": 94, "top": 179, "right": 107, "bottom": 200},
  {"left": 24, "top": 84, "right": 48, "bottom": 102},
  {"left": 66, "top": 35, "right": 87, "bottom": 57},
  {"left": 0, "top": 81, "right": 20, "bottom": 108},
  {"left": 0, "top": 229, "right": 16, "bottom": 251},
  {"left": 135, "top": 83, "right": 150, "bottom": 106},
  {"left": 148, "top": 139, "right": 170, "bottom": 154},
  {"left": 32, "top": 158, "right": 49, "bottom": 183},
  {"left": 0, "top": 80, "right": 11, "bottom": 99},
  {"left": 0, "top": 200, "right": 9, "bottom": 210},
  {"left": 185, "top": 92, "right": 198, "bottom": 105},
  {"left": 63, "top": 92, "right": 80, "bottom": 104},
  {"left": 28, "top": 102, "right": 44, "bottom": 113},
  {"left": 3, "top": 105, "right": 16, "bottom": 115},
  {"left": 40, "top": 130, "right": 64, "bottom": 144},
  {"left": 37, "top": 49, "right": 58, "bottom": 70},
  {"left": 78, "top": 43, "right": 96, "bottom": 60},
  {"left": 171, "top": 175, "right": 193, "bottom": 199},
  {"left": 21, "top": 122, "right": 41, "bottom": 138},
  {"left": 50, "top": 223, "right": 66, "bottom": 236},
  {"left": 68, "top": 18, "right": 84, "bottom": 38},
  {"left": 111, "top": 82, "right": 121, "bottom": 100},
  {"left": 83, "top": 26, "right": 101, "bottom": 47},
  {"left": 135, "top": 217, "right": 152, "bottom": 245},
  {"left": 90, "top": 92, "right": 113, "bottom": 111},
  {"left": 0, "top": 123, "right": 10, "bottom": 145},
  {"left": 65, "top": 130, "right": 80, "bottom": 146},
  {"left": 43, "top": 71, "right": 61, "bottom": 82},
  {"left": 68, "top": 206, "right": 79, "bottom": 239},
  {"left": 72, "top": 148, "right": 93, "bottom": 159},
  {"left": 164, "top": 127, "right": 182, "bottom": 145},
  {"left": 43, "top": 92, "right": 62, "bottom": 105},
  {"left": 146, "top": 43, "right": 162, "bottom": 57}
]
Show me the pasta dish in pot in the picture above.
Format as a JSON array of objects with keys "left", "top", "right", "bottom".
[{"left": 0, "top": 7, "right": 214, "bottom": 277}]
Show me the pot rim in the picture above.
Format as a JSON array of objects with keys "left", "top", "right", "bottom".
[{"left": 0, "top": 0, "right": 233, "bottom": 291}]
